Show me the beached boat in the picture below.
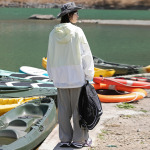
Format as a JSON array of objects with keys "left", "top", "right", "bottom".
[
  {"left": 0, "top": 81, "right": 57, "bottom": 115},
  {"left": 19, "top": 66, "right": 49, "bottom": 77},
  {"left": 93, "top": 55, "right": 150, "bottom": 75},
  {"left": 0, "top": 97, "right": 57, "bottom": 150},
  {"left": 42, "top": 57, "right": 47, "bottom": 69},
  {"left": 0, "top": 69, "right": 50, "bottom": 83},
  {"left": 93, "top": 77, "right": 150, "bottom": 89},
  {"left": 0, "top": 80, "right": 54, "bottom": 89},
  {"left": 93, "top": 83, "right": 147, "bottom": 103},
  {"left": 0, "top": 76, "right": 56, "bottom": 98},
  {"left": 0, "top": 71, "right": 56, "bottom": 92},
  {"left": 42, "top": 57, "right": 116, "bottom": 77},
  {"left": 0, "top": 96, "right": 40, "bottom": 116},
  {"left": 0, "top": 86, "right": 31, "bottom": 93},
  {"left": 0, "top": 87, "right": 57, "bottom": 99},
  {"left": 94, "top": 67, "right": 115, "bottom": 77}
]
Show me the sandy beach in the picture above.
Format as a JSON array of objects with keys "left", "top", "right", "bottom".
[{"left": 94, "top": 89, "right": 150, "bottom": 150}]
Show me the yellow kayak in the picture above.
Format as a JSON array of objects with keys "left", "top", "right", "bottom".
[
  {"left": 42, "top": 57, "right": 47, "bottom": 69},
  {"left": 143, "top": 65, "right": 150, "bottom": 73},
  {"left": 42, "top": 57, "right": 115, "bottom": 77},
  {"left": 94, "top": 67, "right": 115, "bottom": 77},
  {"left": 0, "top": 96, "right": 40, "bottom": 116}
]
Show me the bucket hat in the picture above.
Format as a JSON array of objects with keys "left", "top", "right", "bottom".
[{"left": 57, "top": 2, "right": 82, "bottom": 18}]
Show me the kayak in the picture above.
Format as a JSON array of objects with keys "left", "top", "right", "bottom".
[
  {"left": 0, "top": 70, "right": 56, "bottom": 95},
  {"left": 42, "top": 57, "right": 116, "bottom": 77},
  {"left": 0, "top": 76, "right": 56, "bottom": 99},
  {"left": 94, "top": 67, "right": 115, "bottom": 77},
  {"left": 0, "top": 96, "right": 40, "bottom": 116},
  {"left": 93, "top": 77, "right": 150, "bottom": 89},
  {"left": 0, "top": 69, "right": 50, "bottom": 83},
  {"left": 42, "top": 57, "right": 47, "bottom": 69},
  {"left": 93, "top": 55, "right": 150, "bottom": 75},
  {"left": 0, "top": 97, "right": 57, "bottom": 150},
  {"left": 93, "top": 83, "right": 147, "bottom": 103},
  {"left": 0, "top": 86, "right": 57, "bottom": 98},
  {"left": 0, "top": 86, "right": 31, "bottom": 93},
  {"left": 19, "top": 66, "right": 49, "bottom": 77},
  {"left": 0, "top": 80, "right": 55, "bottom": 89}
]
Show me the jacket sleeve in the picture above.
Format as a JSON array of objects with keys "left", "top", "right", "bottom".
[
  {"left": 80, "top": 42, "right": 94, "bottom": 81},
  {"left": 46, "top": 34, "right": 53, "bottom": 81},
  {"left": 78, "top": 28, "right": 94, "bottom": 81}
]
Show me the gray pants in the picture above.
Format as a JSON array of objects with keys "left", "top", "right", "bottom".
[{"left": 57, "top": 88, "right": 89, "bottom": 143}]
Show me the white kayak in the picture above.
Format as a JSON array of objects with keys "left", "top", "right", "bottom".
[{"left": 19, "top": 66, "right": 49, "bottom": 77}]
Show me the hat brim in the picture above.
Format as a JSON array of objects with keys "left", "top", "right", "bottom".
[{"left": 57, "top": 6, "right": 82, "bottom": 19}]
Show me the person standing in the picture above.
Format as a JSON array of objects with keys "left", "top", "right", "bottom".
[{"left": 47, "top": 2, "right": 94, "bottom": 148}]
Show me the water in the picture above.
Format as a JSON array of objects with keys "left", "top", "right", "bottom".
[
  {"left": 1, "top": 8, "right": 150, "bottom": 20},
  {"left": 85, "top": 23, "right": 150, "bottom": 65},
  {"left": 0, "top": 8, "right": 150, "bottom": 72},
  {"left": 0, "top": 19, "right": 56, "bottom": 71}
]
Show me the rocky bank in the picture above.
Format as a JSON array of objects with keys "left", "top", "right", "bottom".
[{"left": 0, "top": 0, "right": 150, "bottom": 9}]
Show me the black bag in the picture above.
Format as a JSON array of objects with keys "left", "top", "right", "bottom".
[{"left": 78, "top": 81, "right": 103, "bottom": 130}]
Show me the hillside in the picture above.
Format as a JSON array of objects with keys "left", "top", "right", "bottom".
[{"left": 0, "top": 0, "right": 150, "bottom": 9}]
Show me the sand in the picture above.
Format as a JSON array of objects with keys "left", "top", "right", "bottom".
[{"left": 94, "top": 89, "right": 150, "bottom": 150}]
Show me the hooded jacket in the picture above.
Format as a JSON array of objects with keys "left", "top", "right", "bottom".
[{"left": 47, "top": 23, "right": 94, "bottom": 88}]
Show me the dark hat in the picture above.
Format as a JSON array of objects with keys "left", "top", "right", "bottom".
[{"left": 57, "top": 2, "right": 82, "bottom": 18}]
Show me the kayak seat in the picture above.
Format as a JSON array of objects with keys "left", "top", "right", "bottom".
[
  {"left": 0, "top": 129, "right": 26, "bottom": 139},
  {"left": 7, "top": 117, "right": 41, "bottom": 132},
  {"left": 20, "top": 104, "right": 49, "bottom": 117}
]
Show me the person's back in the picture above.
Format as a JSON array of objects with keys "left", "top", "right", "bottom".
[{"left": 47, "top": 23, "right": 87, "bottom": 88}]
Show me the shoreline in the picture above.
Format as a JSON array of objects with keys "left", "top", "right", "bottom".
[
  {"left": 27, "top": 14, "right": 150, "bottom": 26},
  {"left": 27, "top": 15, "right": 150, "bottom": 26},
  {"left": 78, "top": 19, "right": 150, "bottom": 26}
]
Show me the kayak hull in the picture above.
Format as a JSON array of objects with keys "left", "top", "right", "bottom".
[
  {"left": 0, "top": 97, "right": 57, "bottom": 150},
  {"left": 93, "top": 56, "right": 144, "bottom": 75}
]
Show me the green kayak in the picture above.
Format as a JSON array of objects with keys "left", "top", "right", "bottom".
[
  {"left": 0, "top": 87, "right": 57, "bottom": 99},
  {"left": 93, "top": 56, "right": 150, "bottom": 76},
  {"left": 0, "top": 97, "right": 57, "bottom": 150},
  {"left": 0, "top": 86, "right": 31, "bottom": 93}
]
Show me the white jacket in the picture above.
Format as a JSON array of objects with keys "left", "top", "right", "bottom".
[{"left": 47, "top": 23, "right": 94, "bottom": 88}]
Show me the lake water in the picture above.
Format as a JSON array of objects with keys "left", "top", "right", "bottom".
[{"left": 0, "top": 8, "right": 150, "bottom": 72}]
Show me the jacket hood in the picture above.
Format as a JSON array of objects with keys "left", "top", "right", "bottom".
[{"left": 53, "top": 23, "right": 74, "bottom": 44}]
